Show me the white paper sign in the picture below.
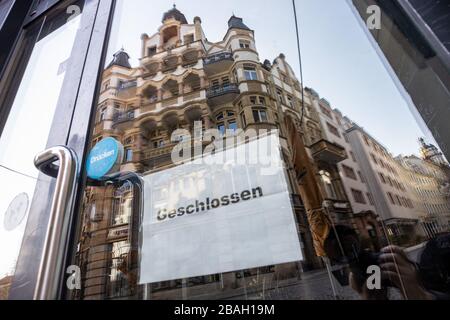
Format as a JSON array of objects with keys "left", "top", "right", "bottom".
[{"left": 139, "top": 134, "right": 302, "bottom": 284}]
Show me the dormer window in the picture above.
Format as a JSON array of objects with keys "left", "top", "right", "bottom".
[
  {"left": 148, "top": 46, "right": 157, "bottom": 57},
  {"left": 239, "top": 40, "right": 250, "bottom": 49},
  {"left": 184, "top": 34, "right": 194, "bottom": 44}
]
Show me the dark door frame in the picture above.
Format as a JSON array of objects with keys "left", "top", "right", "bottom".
[{"left": 2, "top": 0, "right": 116, "bottom": 299}]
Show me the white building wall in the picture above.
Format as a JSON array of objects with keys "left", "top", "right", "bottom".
[{"left": 306, "top": 95, "right": 377, "bottom": 215}]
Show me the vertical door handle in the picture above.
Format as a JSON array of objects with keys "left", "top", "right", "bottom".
[{"left": 33, "top": 146, "right": 78, "bottom": 300}]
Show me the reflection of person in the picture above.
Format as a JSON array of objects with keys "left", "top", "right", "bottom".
[
  {"left": 326, "top": 225, "right": 450, "bottom": 300},
  {"left": 350, "top": 245, "right": 434, "bottom": 300},
  {"left": 350, "top": 234, "right": 450, "bottom": 300},
  {"left": 417, "top": 233, "right": 450, "bottom": 300}
]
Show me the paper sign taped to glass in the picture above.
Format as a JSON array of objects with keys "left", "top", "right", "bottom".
[{"left": 139, "top": 134, "right": 303, "bottom": 284}]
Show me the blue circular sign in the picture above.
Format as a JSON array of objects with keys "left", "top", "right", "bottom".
[{"left": 86, "top": 137, "right": 123, "bottom": 180}]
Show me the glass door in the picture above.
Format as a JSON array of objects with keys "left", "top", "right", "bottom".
[
  {"left": 3, "top": 0, "right": 448, "bottom": 301},
  {"left": 65, "top": 0, "right": 348, "bottom": 301},
  {"left": 64, "top": 0, "right": 450, "bottom": 301},
  {"left": 0, "top": 0, "right": 112, "bottom": 300}
]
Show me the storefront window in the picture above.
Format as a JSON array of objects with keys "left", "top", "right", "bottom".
[{"left": 2, "top": 0, "right": 448, "bottom": 302}]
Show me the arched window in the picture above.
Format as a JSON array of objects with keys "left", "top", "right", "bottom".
[
  {"left": 143, "top": 85, "right": 158, "bottom": 103},
  {"left": 184, "top": 73, "right": 201, "bottom": 93},
  {"left": 162, "top": 79, "right": 179, "bottom": 98}
]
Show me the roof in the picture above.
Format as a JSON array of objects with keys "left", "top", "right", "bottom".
[
  {"left": 162, "top": 5, "right": 188, "bottom": 24},
  {"left": 228, "top": 15, "right": 250, "bottom": 31},
  {"left": 107, "top": 49, "right": 131, "bottom": 69}
]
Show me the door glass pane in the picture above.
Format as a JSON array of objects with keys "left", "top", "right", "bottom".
[
  {"left": 70, "top": 0, "right": 450, "bottom": 300},
  {"left": 0, "top": 1, "right": 85, "bottom": 300}
]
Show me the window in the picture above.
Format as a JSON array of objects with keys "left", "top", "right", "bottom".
[
  {"left": 395, "top": 195, "right": 402, "bottom": 206},
  {"left": 228, "top": 121, "right": 237, "bottom": 132},
  {"left": 371, "top": 153, "right": 378, "bottom": 164},
  {"left": 124, "top": 136, "right": 133, "bottom": 145},
  {"left": 258, "top": 96, "right": 266, "bottom": 105},
  {"left": 244, "top": 65, "right": 258, "bottom": 80},
  {"left": 211, "top": 79, "right": 220, "bottom": 90},
  {"left": 125, "top": 148, "right": 133, "bottom": 162},
  {"left": 250, "top": 96, "right": 257, "bottom": 104},
  {"left": 99, "top": 107, "right": 107, "bottom": 122},
  {"left": 103, "top": 81, "right": 110, "bottom": 91},
  {"left": 387, "top": 192, "right": 395, "bottom": 205},
  {"left": 349, "top": 151, "right": 356, "bottom": 162},
  {"left": 241, "top": 113, "right": 247, "bottom": 127},
  {"left": 366, "top": 192, "right": 375, "bottom": 205},
  {"left": 252, "top": 108, "right": 268, "bottom": 123},
  {"left": 320, "top": 170, "right": 337, "bottom": 199},
  {"left": 327, "top": 123, "right": 341, "bottom": 137},
  {"left": 217, "top": 124, "right": 225, "bottom": 135},
  {"left": 222, "top": 76, "right": 230, "bottom": 87},
  {"left": 153, "top": 140, "right": 165, "bottom": 148},
  {"left": 239, "top": 40, "right": 250, "bottom": 48},
  {"left": 387, "top": 176, "right": 393, "bottom": 186},
  {"left": 319, "top": 105, "right": 333, "bottom": 119},
  {"left": 112, "top": 105, "right": 120, "bottom": 119},
  {"left": 351, "top": 189, "right": 366, "bottom": 204},
  {"left": 379, "top": 172, "right": 386, "bottom": 183},
  {"left": 358, "top": 171, "right": 365, "bottom": 183},
  {"left": 342, "top": 165, "right": 357, "bottom": 180},
  {"left": 215, "top": 110, "right": 237, "bottom": 134},
  {"left": 276, "top": 89, "right": 284, "bottom": 104},
  {"left": 148, "top": 46, "right": 157, "bottom": 56},
  {"left": 287, "top": 95, "right": 294, "bottom": 108},
  {"left": 184, "top": 34, "right": 194, "bottom": 44}
]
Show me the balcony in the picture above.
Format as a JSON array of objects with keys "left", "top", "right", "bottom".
[
  {"left": 118, "top": 80, "right": 137, "bottom": 91},
  {"left": 142, "top": 144, "right": 175, "bottom": 161},
  {"left": 112, "top": 111, "right": 135, "bottom": 130},
  {"left": 310, "top": 139, "right": 347, "bottom": 164},
  {"left": 203, "top": 52, "right": 234, "bottom": 75},
  {"left": 206, "top": 83, "right": 240, "bottom": 107}
]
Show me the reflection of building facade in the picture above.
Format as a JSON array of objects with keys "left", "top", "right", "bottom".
[
  {"left": 397, "top": 154, "right": 450, "bottom": 237},
  {"left": 0, "top": 276, "right": 12, "bottom": 300},
  {"left": 344, "top": 123, "right": 421, "bottom": 244},
  {"left": 73, "top": 6, "right": 448, "bottom": 300},
  {"left": 306, "top": 87, "right": 450, "bottom": 246},
  {"left": 419, "top": 138, "right": 448, "bottom": 166},
  {"left": 76, "top": 6, "right": 361, "bottom": 299},
  {"left": 76, "top": 7, "right": 328, "bottom": 299},
  {"left": 305, "top": 88, "right": 383, "bottom": 249},
  {"left": 348, "top": 0, "right": 450, "bottom": 162}
]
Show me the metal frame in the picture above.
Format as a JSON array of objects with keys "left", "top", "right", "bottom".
[
  {"left": 7, "top": 0, "right": 115, "bottom": 299},
  {"left": 397, "top": 0, "right": 450, "bottom": 71}
]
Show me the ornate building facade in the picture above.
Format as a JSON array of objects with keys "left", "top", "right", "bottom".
[{"left": 73, "top": 6, "right": 400, "bottom": 300}]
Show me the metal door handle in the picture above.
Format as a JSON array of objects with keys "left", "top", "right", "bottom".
[{"left": 33, "top": 146, "right": 78, "bottom": 300}]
